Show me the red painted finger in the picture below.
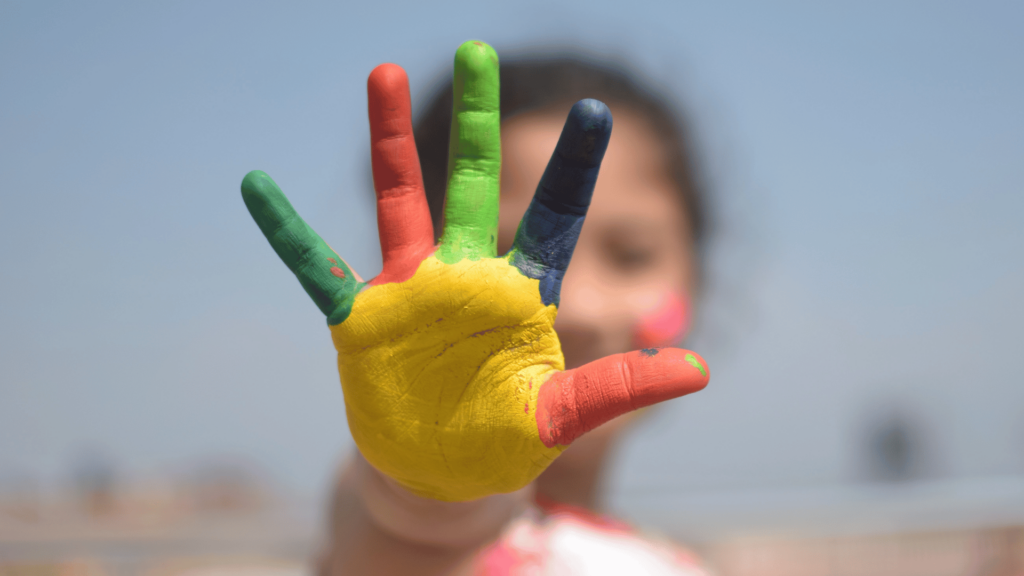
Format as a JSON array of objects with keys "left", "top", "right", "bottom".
[
  {"left": 367, "top": 63, "right": 435, "bottom": 285},
  {"left": 536, "top": 348, "right": 709, "bottom": 448}
]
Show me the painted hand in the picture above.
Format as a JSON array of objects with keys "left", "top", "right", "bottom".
[{"left": 241, "top": 41, "right": 710, "bottom": 502}]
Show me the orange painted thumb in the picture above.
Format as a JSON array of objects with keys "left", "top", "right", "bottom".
[{"left": 536, "top": 348, "right": 709, "bottom": 448}]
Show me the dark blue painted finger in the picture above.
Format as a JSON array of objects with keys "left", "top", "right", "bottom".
[{"left": 509, "top": 99, "right": 613, "bottom": 306}]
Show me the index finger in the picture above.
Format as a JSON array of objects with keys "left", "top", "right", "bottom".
[
  {"left": 510, "top": 99, "right": 613, "bottom": 307},
  {"left": 437, "top": 40, "right": 501, "bottom": 263}
]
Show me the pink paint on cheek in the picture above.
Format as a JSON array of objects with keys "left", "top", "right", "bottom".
[{"left": 633, "top": 292, "right": 690, "bottom": 349}]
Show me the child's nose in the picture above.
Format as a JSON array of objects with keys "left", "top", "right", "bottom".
[{"left": 554, "top": 270, "right": 630, "bottom": 368}]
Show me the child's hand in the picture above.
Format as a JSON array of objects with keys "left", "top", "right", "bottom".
[{"left": 241, "top": 41, "right": 709, "bottom": 502}]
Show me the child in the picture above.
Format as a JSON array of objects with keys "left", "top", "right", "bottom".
[{"left": 242, "top": 41, "right": 710, "bottom": 575}]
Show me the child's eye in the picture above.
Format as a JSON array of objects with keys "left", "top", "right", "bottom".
[{"left": 608, "top": 244, "right": 657, "bottom": 271}]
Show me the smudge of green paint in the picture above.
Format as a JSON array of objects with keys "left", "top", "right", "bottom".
[
  {"left": 640, "top": 348, "right": 659, "bottom": 357},
  {"left": 684, "top": 353, "right": 707, "bottom": 377}
]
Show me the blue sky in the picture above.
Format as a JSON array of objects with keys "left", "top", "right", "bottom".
[{"left": 1, "top": 0, "right": 1022, "bottom": 519}]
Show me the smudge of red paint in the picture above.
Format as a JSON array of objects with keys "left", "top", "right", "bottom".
[
  {"left": 473, "top": 41, "right": 482, "bottom": 46},
  {"left": 330, "top": 267, "right": 346, "bottom": 279},
  {"left": 327, "top": 257, "right": 337, "bottom": 264},
  {"left": 536, "top": 349, "right": 709, "bottom": 448},
  {"left": 524, "top": 402, "right": 529, "bottom": 414}
]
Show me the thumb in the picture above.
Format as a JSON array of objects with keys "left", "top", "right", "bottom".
[{"left": 536, "top": 348, "right": 709, "bottom": 448}]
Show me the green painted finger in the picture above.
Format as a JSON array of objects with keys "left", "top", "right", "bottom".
[
  {"left": 438, "top": 40, "right": 501, "bottom": 263},
  {"left": 241, "top": 170, "right": 361, "bottom": 325}
]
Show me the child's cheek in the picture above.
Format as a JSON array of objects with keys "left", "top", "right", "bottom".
[{"left": 632, "top": 291, "right": 690, "bottom": 349}]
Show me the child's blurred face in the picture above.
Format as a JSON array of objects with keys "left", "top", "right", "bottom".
[{"left": 499, "top": 107, "right": 697, "bottom": 372}]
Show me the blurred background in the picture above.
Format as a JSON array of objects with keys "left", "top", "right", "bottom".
[{"left": 1, "top": 1, "right": 1022, "bottom": 574}]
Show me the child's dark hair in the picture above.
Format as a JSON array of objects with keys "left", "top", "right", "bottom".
[{"left": 413, "top": 54, "right": 708, "bottom": 274}]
